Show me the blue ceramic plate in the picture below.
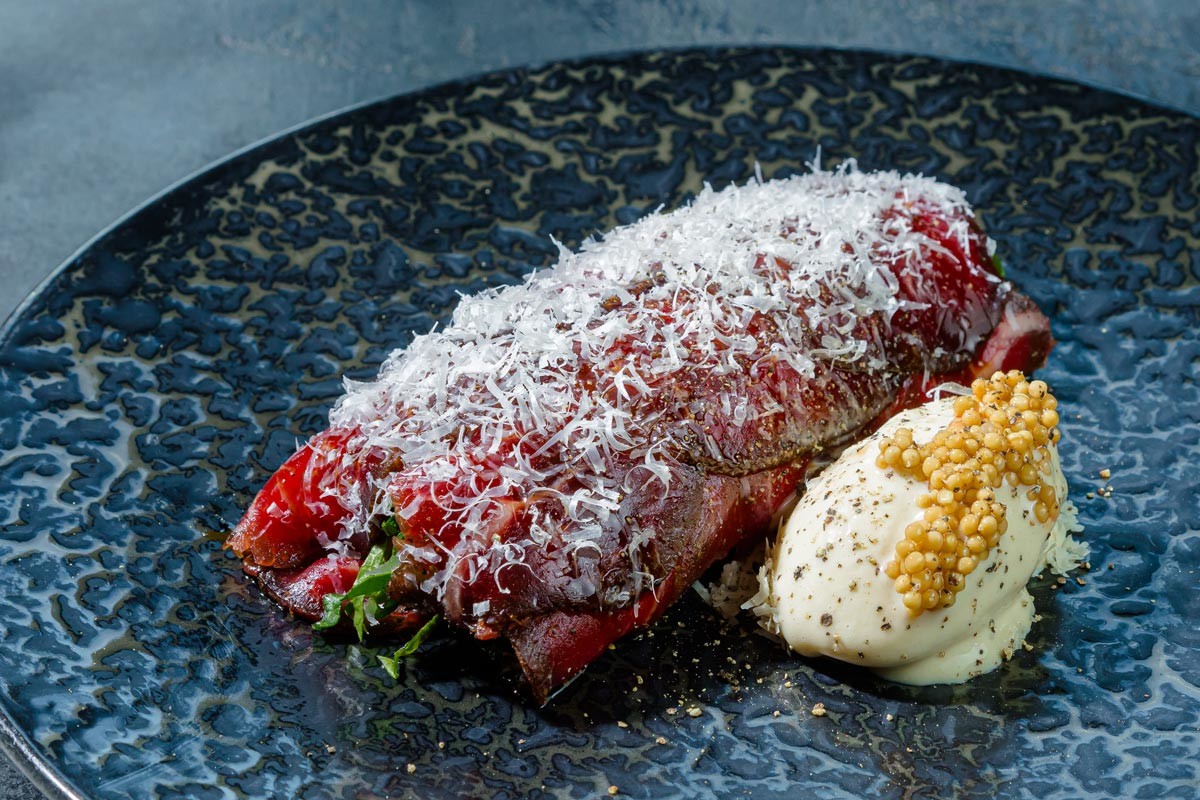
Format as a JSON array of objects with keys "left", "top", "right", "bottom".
[{"left": 1, "top": 48, "right": 1197, "bottom": 800}]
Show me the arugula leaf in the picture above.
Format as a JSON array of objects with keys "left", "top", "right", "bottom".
[
  {"left": 991, "top": 253, "right": 1007, "bottom": 279},
  {"left": 379, "top": 615, "right": 441, "bottom": 679},
  {"left": 312, "top": 542, "right": 401, "bottom": 632},
  {"left": 309, "top": 531, "right": 440, "bottom": 681},
  {"left": 381, "top": 516, "right": 401, "bottom": 538},
  {"left": 314, "top": 593, "right": 346, "bottom": 630},
  {"left": 350, "top": 595, "right": 367, "bottom": 640}
]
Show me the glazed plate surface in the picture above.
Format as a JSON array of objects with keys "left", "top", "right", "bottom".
[{"left": 1, "top": 48, "right": 1197, "bottom": 799}]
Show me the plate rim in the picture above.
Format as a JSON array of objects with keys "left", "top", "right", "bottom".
[
  {"left": 1, "top": 43, "right": 1196, "bottom": 800},
  {"left": 0, "top": 710, "right": 81, "bottom": 800}
]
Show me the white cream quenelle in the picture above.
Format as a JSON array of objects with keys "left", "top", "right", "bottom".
[{"left": 753, "top": 375, "right": 1087, "bottom": 684}]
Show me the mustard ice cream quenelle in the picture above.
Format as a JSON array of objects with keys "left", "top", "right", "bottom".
[{"left": 755, "top": 372, "right": 1088, "bottom": 684}]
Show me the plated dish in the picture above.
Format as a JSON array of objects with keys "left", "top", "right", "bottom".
[
  {"left": 227, "top": 165, "right": 1075, "bottom": 700},
  {"left": 1, "top": 48, "right": 1197, "bottom": 800}
]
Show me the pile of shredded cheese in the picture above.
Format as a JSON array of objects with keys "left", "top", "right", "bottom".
[{"left": 326, "top": 164, "right": 984, "bottom": 611}]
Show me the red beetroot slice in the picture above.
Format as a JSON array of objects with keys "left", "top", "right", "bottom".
[
  {"left": 226, "top": 174, "right": 1054, "bottom": 702},
  {"left": 227, "top": 428, "right": 381, "bottom": 569}
]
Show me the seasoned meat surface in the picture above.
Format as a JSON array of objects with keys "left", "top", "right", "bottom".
[{"left": 227, "top": 168, "right": 1052, "bottom": 701}]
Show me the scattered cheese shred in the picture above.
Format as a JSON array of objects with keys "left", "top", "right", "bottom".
[{"left": 323, "top": 164, "right": 982, "bottom": 609}]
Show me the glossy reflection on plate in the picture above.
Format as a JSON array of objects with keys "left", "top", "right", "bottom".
[{"left": 0, "top": 47, "right": 1197, "bottom": 800}]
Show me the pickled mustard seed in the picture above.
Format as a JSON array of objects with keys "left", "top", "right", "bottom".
[{"left": 877, "top": 371, "right": 1062, "bottom": 617}]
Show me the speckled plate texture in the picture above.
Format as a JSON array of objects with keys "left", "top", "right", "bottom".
[{"left": 1, "top": 47, "right": 1197, "bottom": 800}]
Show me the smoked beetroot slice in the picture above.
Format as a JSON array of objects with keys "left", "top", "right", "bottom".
[{"left": 225, "top": 170, "right": 1053, "bottom": 702}]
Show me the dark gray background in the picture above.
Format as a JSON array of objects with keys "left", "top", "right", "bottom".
[{"left": 1, "top": 1, "right": 1197, "bottom": 797}]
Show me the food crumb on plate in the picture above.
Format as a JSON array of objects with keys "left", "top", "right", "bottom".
[{"left": 811, "top": 703, "right": 827, "bottom": 717}]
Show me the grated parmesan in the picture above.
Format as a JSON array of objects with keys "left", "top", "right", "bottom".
[{"left": 319, "top": 164, "right": 991, "bottom": 616}]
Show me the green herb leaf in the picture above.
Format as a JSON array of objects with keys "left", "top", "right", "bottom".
[
  {"left": 313, "top": 592, "right": 345, "bottom": 630},
  {"left": 311, "top": 542, "right": 401, "bottom": 635},
  {"left": 991, "top": 253, "right": 1006, "bottom": 279},
  {"left": 378, "top": 615, "right": 441, "bottom": 679},
  {"left": 351, "top": 595, "right": 367, "bottom": 640},
  {"left": 381, "top": 516, "right": 401, "bottom": 538},
  {"left": 306, "top": 540, "right": 439, "bottom": 680}
]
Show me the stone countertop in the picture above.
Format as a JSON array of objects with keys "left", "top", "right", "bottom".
[{"left": 1, "top": 1, "right": 1197, "bottom": 798}]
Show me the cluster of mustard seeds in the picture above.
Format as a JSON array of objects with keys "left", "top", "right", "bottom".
[{"left": 878, "top": 371, "right": 1062, "bottom": 616}]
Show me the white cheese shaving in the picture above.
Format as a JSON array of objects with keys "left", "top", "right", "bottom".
[{"left": 323, "top": 164, "right": 979, "bottom": 608}]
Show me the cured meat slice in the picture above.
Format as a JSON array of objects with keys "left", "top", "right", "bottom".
[{"left": 227, "top": 167, "right": 1052, "bottom": 702}]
